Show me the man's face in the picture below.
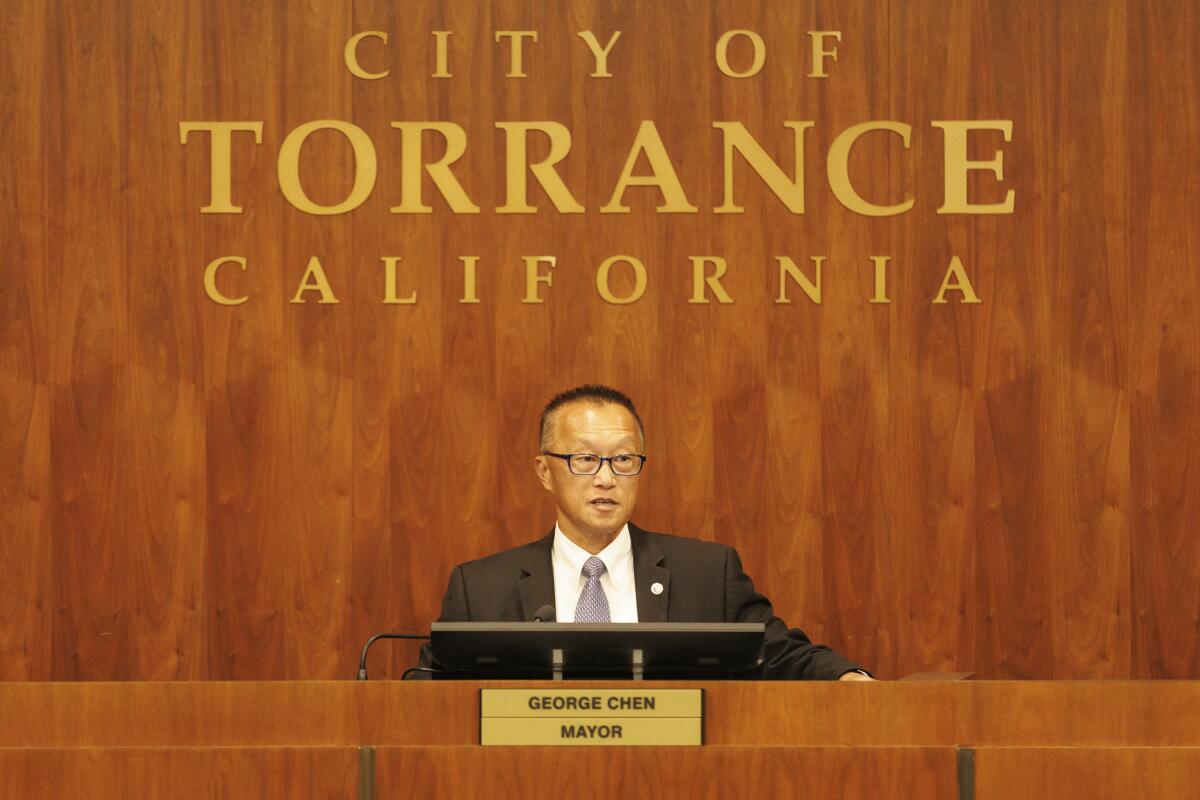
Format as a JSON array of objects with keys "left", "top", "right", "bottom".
[{"left": 534, "top": 401, "right": 643, "bottom": 544}]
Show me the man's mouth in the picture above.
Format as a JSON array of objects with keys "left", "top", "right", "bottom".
[{"left": 590, "top": 498, "right": 618, "bottom": 506}]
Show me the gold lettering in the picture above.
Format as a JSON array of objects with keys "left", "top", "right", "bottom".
[
  {"left": 932, "top": 255, "right": 981, "bottom": 303},
  {"left": 203, "top": 256, "right": 249, "bottom": 305},
  {"left": 577, "top": 30, "right": 622, "bottom": 77},
  {"left": 344, "top": 31, "right": 389, "bottom": 79},
  {"left": 595, "top": 255, "right": 647, "bottom": 304},
  {"left": 522, "top": 256, "right": 556, "bottom": 303},
  {"left": 432, "top": 31, "right": 452, "bottom": 78},
  {"left": 460, "top": 256, "right": 480, "bottom": 304},
  {"left": 827, "top": 121, "right": 914, "bottom": 217},
  {"left": 178, "top": 122, "right": 263, "bottom": 213},
  {"left": 807, "top": 31, "right": 841, "bottom": 78},
  {"left": 775, "top": 256, "right": 823, "bottom": 304},
  {"left": 390, "top": 122, "right": 480, "bottom": 214},
  {"left": 495, "top": 31, "right": 538, "bottom": 77},
  {"left": 688, "top": 256, "right": 734, "bottom": 304},
  {"left": 715, "top": 30, "right": 765, "bottom": 78},
  {"left": 381, "top": 257, "right": 417, "bottom": 304},
  {"left": 869, "top": 256, "right": 890, "bottom": 304},
  {"left": 601, "top": 121, "right": 697, "bottom": 213},
  {"left": 932, "top": 121, "right": 1015, "bottom": 214},
  {"left": 278, "top": 120, "right": 377, "bottom": 215},
  {"left": 495, "top": 122, "right": 584, "bottom": 213},
  {"left": 714, "top": 122, "right": 814, "bottom": 214},
  {"left": 290, "top": 256, "right": 339, "bottom": 304}
]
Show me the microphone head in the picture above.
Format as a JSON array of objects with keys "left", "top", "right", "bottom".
[{"left": 533, "top": 604, "right": 556, "bottom": 622}]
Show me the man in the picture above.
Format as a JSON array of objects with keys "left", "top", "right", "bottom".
[{"left": 426, "top": 385, "right": 874, "bottom": 680}]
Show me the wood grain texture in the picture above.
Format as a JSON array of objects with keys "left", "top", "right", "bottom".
[
  {"left": 126, "top": 0, "right": 208, "bottom": 681},
  {"left": 967, "top": 0, "right": 1056, "bottom": 681},
  {"left": 45, "top": 1, "right": 134, "bottom": 680},
  {"left": 887, "top": 0, "right": 979, "bottom": 679},
  {"left": 7, "top": 683, "right": 1200, "bottom": 799},
  {"left": 277, "top": 0, "right": 355, "bottom": 682},
  {"left": 10, "top": 746, "right": 1200, "bottom": 800},
  {"left": 974, "top": 748, "right": 1200, "bottom": 800},
  {"left": 810, "top": 0, "right": 896, "bottom": 681},
  {"left": 375, "top": 745, "right": 954, "bottom": 800},
  {"left": 0, "top": 0, "right": 52, "bottom": 680},
  {"left": 0, "top": 0, "right": 1197, "bottom": 680},
  {"left": 4, "top": 680, "right": 1199, "bottom": 749},
  {"left": 1041, "top": 0, "right": 1133, "bottom": 681},
  {"left": 1127, "top": 0, "right": 1200, "bottom": 680},
  {"left": 0, "top": 747, "right": 358, "bottom": 799},
  {"left": 199, "top": 0, "right": 292, "bottom": 681}
]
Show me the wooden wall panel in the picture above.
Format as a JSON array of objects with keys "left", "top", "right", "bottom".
[
  {"left": 1044, "top": 0, "right": 1133, "bottom": 680},
  {"left": 967, "top": 1, "right": 1057, "bottom": 680},
  {"left": 126, "top": 0, "right": 208, "bottom": 681},
  {"left": 347, "top": 0, "right": 410, "bottom": 687},
  {"left": 0, "top": 1, "right": 52, "bottom": 680},
  {"left": 46, "top": 3, "right": 134, "bottom": 680},
  {"left": 634, "top": 1, "right": 716, "bottom": 546},
  {"left": 199, "top": 1, "right": 292, "bottom": 679},
  {"left": 756, "top": 2, "right": 834, "bottom": 663},
  {"left": 277, "top": 0, "right": 356, "bottom": 681},
  {"left": 810, "top": 0, "right": 897, "bottom": 679},
  {"left": 1128, "top": 1, "right": 1200, "bottom": 679},
  {"left": 0, "top": 0, "right": 1197, "bottom": 680},
  {"left": 886, "top": 0, "right": 979, "bottom": 678}
]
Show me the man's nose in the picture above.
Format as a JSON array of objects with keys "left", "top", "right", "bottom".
[{"left": 592, "top": 460, "right": 617, "bottom": 484}]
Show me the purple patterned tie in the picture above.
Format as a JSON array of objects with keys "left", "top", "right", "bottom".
[{"left": 573, "top": 557, "right": 611, "bottom": 622}]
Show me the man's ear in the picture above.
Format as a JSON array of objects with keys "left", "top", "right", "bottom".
[{"left": 534, "top": 455, "right": 553, "bottom": 491}]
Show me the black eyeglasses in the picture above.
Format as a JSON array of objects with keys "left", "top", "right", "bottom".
[{"left": 542, "top": 452, "right": 647, "bottom": 476}]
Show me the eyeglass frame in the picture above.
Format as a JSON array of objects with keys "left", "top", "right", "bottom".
[{"left": 541, "top": 451, "right": 648, "bottom": 476}]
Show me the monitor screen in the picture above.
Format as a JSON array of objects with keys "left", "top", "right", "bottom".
[{"left": 430, "top": 622, "right": 766, "bottom": 679}]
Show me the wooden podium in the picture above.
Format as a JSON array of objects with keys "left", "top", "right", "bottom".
[{"left": 2, "top": 681, "right": 1197, "bottom": 799}]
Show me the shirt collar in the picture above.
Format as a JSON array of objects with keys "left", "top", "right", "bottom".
[{"left": 553, "top": 523, "right": 632, "bottom": 590}]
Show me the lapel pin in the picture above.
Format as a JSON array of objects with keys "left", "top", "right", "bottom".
[{"left": 650, "top": 582, "right": 664, "bottom": 595}]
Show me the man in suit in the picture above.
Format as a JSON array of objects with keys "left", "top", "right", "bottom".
[{"left": 427, "top": 384, "right": 874, "bottom": 680}]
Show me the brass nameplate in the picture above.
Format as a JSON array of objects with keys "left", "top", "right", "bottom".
[{"left": 480, "top": 688, "right": 704, "bottom": 746}]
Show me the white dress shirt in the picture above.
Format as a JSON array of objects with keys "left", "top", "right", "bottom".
[{"left": 551, "top": 523, "right": 639, "bottom": 623}]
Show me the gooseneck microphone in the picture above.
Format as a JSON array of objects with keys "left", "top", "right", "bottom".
[
  {"left": 360, "top": 609, "right": 553, "bottom": 678},
  {"left": 356, "top": 633, "right": 430, "bottom": 680}
]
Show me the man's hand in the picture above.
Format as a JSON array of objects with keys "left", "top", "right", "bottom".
[{"left": 838, "top": 670, "right": 877, "bottom": 681}]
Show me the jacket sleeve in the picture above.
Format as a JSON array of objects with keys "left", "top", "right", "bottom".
[
  {"left": 723, "top": 546, "right": 867, "bottom": 680},
  {"left": 413, "top": 564, "right": 470, "bottom": 678}
]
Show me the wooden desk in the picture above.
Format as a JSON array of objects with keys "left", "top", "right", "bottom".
[{"left": 1, "top": 681, "right": 1196, "bottom": 798}]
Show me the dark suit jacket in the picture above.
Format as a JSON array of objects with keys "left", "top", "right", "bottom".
[{"left": 419, "top": 523, "right": 865, "bottom": 680}]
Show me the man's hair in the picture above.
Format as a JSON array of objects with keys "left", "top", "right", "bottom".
[{"left": 539, "top": 384, "right": 645, "bottom": 452}]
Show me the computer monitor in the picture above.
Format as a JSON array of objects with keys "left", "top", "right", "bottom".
[{"left": 429, "top": 622, "right": 766, "bottom": 680}]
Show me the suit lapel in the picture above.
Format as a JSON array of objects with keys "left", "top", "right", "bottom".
[
  {"left": 631, "top": 524, "right": 670, "bottom": 622},
  {"left": 517, "top": 531, "right": 556, "bottom": 621}
]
